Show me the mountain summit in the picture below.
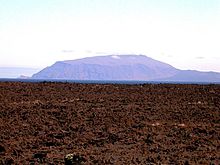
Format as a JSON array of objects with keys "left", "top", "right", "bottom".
[
  {"left": 32, "top": 55, "right": 178, "bottom": 80},
  {"left": 32, "top": 55, "right": 220, "bottom": 82}
]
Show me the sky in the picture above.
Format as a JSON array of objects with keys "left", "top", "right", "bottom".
[{"left": 0, "top": 0, "right": 220, "bottom": 72}]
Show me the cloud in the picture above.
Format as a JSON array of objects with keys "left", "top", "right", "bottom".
[
  {"left": 111, "top": 55, "right": 121, "bottom": 59},
  {"left": 61, "top": 50, "right": 74, "bottom": 53},
  {"left": 195, "top": 56, "right": 205, "bottom": 59}
]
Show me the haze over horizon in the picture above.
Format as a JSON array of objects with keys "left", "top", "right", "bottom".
[{"left": 0, "top": 0, "right": 220, "bottom": 72}]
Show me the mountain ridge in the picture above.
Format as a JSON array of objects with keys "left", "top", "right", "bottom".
[{"left": 32, "top": 55, "right": 220, "bottom": 82}]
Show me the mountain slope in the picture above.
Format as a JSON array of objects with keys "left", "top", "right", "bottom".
[
  {"left": 32, "top": 55, "right": 220, "bottom": 82},
  {"left": 157, "top": 70, "right": 220, "bottom": 82},
  {"left": 32, "top": 55, "right": 178, "bottom": 80}
]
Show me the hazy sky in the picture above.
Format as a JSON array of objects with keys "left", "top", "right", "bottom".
[{"left": 0, "top": 0, "right": 220, "bottom": 72}]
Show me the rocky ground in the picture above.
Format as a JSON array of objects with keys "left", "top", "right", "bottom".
[{"left": 0, "top": 82, "right": 219, "bottom": 164}]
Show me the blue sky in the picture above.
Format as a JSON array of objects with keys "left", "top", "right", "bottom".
[{"left": 0, "top": 0, "right": 220, "bottom": 72}]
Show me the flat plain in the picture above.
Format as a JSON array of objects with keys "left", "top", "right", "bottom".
[{"left": 0, "top": 82, "right": 219, "bottom": 164}]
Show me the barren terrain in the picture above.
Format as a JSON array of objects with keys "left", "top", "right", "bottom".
[{"left": 0, "top": 82, "right": 219, "bottom": 164}]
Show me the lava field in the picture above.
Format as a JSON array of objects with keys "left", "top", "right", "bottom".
[{"left": 0, "top": 82, "right": 219, "bottom": 164}]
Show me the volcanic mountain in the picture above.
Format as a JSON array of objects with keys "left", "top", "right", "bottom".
[{"left": 32, "top": 55, "right": 220, "bottom": 82}]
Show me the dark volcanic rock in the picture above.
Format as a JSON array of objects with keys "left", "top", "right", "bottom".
[
  {"left": 0, "top": 145, "right": 6, "bottom": 153},
  {"left": 0, "top": 82, "right": 219, "bottom": 164}
]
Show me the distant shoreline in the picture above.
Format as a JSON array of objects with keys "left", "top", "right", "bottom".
[{"left": 0, "top": 78, "right": 219, "bottom": 85}]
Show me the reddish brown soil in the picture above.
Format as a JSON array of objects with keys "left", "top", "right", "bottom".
[{"left": 0, "top": 82, "right": 219, "bottom": 164}]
